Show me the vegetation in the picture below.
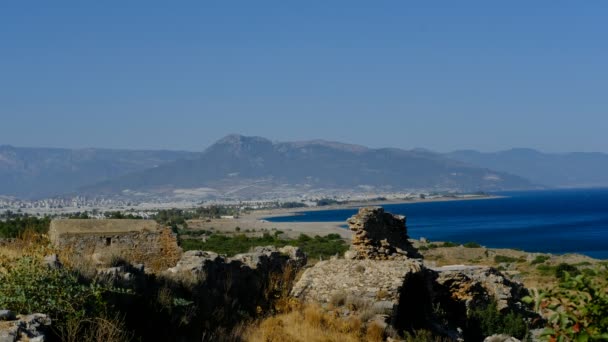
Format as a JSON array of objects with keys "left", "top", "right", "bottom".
[
  {"left": 279, "top": 201, "right": 308, "bottom": 209},
  {"left": 0, "top": 215, "right": 50, "bottom": 238},
  {"left": 180, "top": 232, "right": 348, "bottom": 260},
  {"left": 465, "top": 301, "right": 528, "bottom": 340},
  {"left": 315, "top": 198, "right": 343, "bottom": 206},
  {"left": 104, "top": 211, "right": 143, "bottom": 220},
  {"left": 494, "top": 255, "right": 520, "bottom": 263},
  {"left": 524, "top": 266, "right": 608, "bottom": 341},
  {"left": 244, "top": 303, "right": 385, "bottom": 342},
  {"left": 555, "top": 262, "right": 581, "bottom": 280},
  {"left": 463, "top": 241, "right": 481, "bottom": 248},
  {"left": 530, "top": 255, "right": 550, "bottom": 265},
  {"left": 0, "top": 236, "right": 131, "bottom": 341}
]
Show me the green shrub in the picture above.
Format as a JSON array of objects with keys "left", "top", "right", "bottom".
[
  {"left": 441, "top": 241, "right": 459, "bottom": 248},
  {"left": 180, "top": 233, "right": 347, "bottom": 260},
  {"left": 463, "top": 242, "right": 481, "bottom": 248},
  {"left": 524, "top": 268, "right": 608, "bottom": 341},
  {"left": 494, "top": 255, "right": 519, "bottom": 263},
  {"left": 530, "top": 255, "right": 550, "bottom": 265},
  {"left": 536, "top": 264, "right": 556, "bottom": 276},
  {"left": 554, "top": 263, "right": 580, "bottom": 280},
  {"left": 0, "top": 216, "right": 50, "bottom": 238},
  {"left": 466, "top": 301, "right": 528, "bottom": 340},
  {"left": 0, "top": 256, "right": 111, "bottom": 339}
]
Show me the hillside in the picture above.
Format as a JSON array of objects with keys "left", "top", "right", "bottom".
[
  {"left": 0, "top": 145, "right": 197, "bottom": 198},
  {"left": 446, "top": 148, "right": 608, "bottom": 188},
  {"left": 82, "top": 135, "right": 534, "bottom": 198}
]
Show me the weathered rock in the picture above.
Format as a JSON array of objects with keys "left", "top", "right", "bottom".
[
  {"left": 430, "top": 265, "right": 528, "bottom": 311},
  {"left": 96, "top": 264, "right": 146, "bottom": 290},
  {"left": 347, "top": 207, "right": 420, "bottom": 260},
  {"left": 166, "top": 250, "right": 223, "bottom": 277},
  {"left": 291, "top": 258, "right": 430, "bottom": 330},
  {"left": 278, "top": 245, "right": 307, "bottom": 268},
  {"left": 484, "top": 334, "right": 521, "bottom": 342},
  {"left": 167, "top": 246, "right": 306, "bottom": 280},
  {"left": 0, "top": 312, "right": 51, "bottom": 342},
  {"left": 156, "top": 245, "right": 306, "bottom": 337},
  {"left": 42, "top": 254, "right": 62, "bottom": 269},
  {"left": 0, "top": 310, "right": 16, "bottom": 321}
]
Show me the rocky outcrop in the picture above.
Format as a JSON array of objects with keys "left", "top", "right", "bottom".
[
  {"left": 166, "top": 245, "right": 307, "bottom": 282},
  {"left": 292, "top": 258, "right": 423, "bottom": 304},
  {"left": 430, "top": 265, "right": 528, "bottom": 312},
  {"left": 291, "top": 258, "right": 428, "bottom": 330},
  {"left": 347, "top": 207, "right": 420, "bottom": 260},
  {"left": 0, "top": 311, "right": 50, "bottom": 342},
  {"left": 292, "top": 206, "right": 535, "bottom": 339},
  {"left": 291, "top": 208, "right": 431, "bottom": 331}
]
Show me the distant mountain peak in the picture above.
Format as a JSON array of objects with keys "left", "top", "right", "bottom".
[
  {"left": 215, "top": 134, "right": 270, "bottom": 144},
  {"left": 207, "top": 134, "right": 274, "bottom": 156},
  {"left": 286, "top": 139, "right": 369, "bottom": 153}
]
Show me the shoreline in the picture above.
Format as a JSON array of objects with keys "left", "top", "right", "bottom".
[
  {"left": 251, "top": 194, "right": 503, "bottom": 220},
  {"left": 186, "top": 194, "right": 502, "bottom": 240}
]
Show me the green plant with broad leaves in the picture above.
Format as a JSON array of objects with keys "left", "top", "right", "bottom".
[
  {"left": 0, "top": 256, "right": 110, "bottom": 338},
  {"left": 523, "top": 266, "right": 608, "bottom": 341}
]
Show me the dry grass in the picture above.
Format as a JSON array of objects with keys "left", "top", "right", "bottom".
[
  {"left": 244, "top": 303, "right": 384, "bottom": 342},
  {"left": 416, "top": 242, "right": 604, "bottom": 290}
]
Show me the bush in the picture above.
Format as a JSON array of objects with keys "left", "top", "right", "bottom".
[
  {"left": 494, "top": 255, "right": 519, "bottom": 263},
  {"left": 463, "top": 242, "right": 481, "bottom": 248},
  {"left": 530, "top": 255, "right": 550, "bottom": 265},
  {"left": 524, "top": 268, "right": 608, "bottom": 341},
  {"left": 180, "top": 233, "right": 348, "bottom": 260},
  {"left": 0, "top": 216, "right": 50, "bottom": 238},
  {"left": 554, "top": 263, "right": 580, "bottom": 280},
  {"left": 441, "top": 241, "right": 459, "bottom": 248},
  {"left": 466, "top": 301, "right": 528, "bottom": 340},
  {"left": 0, "top": 256, "right": 113, "bottom": 339}
]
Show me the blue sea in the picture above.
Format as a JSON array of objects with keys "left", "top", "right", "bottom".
[{"left": 267, "top": 189, "right": 608, "bottom": 259}]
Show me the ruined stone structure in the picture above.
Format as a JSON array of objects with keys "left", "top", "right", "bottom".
[
  {"left": 291, "top": 206, "right": 535, "bottom": 338},
  {"left": 49, "top": 219, "right": 181, "bottom": 268},
  {"left": 292, "top": 207, "right": 429, "bottom": 332},
  {"left": 347, "top": 206, "right": 420, "bottom": 260}
]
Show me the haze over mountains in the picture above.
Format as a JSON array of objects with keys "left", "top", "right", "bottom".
[
  {"left": 0, "top": 145, "right": 196, "bottom": 199},
  {"left": 445, "top": 149, "right": 608, "bottom": 188},
  {"left": 1, "top": 135, "right": 606, "bottom": 200}
]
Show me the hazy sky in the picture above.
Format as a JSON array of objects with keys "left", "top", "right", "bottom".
[{"left": 1, "top": 2, "right": 607, "bottom": 153}]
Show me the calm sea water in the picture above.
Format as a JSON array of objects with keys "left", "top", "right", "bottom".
[{"left": 267, "top": 189, "right": 608, "bottom": 259}]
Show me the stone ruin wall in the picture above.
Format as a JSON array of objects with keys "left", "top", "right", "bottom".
[
  {"left": 347, "top": 206, "right": 420, "bottom": 260},
  {"left": 54, "top": 227, "right": 181, "bottom": 269}
]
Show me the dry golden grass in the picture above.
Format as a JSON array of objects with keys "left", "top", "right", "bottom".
[
  {"left": 416, "top": 242, "right": 604, "bottom": 290},
  {"left": 0, "top": 231, "right": 55, "bottom": 274},
  {"left": 244, "top": 303, "right": 385, "bottom": 342}
]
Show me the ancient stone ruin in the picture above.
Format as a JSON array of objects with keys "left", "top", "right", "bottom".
[
  {"left": 292, "top": 206, "right": 535, "bottom": 338},
  {"left": 292, "top": 207, "right": 428, "bottom": 332},
  {"left": 49, "top": 219, "right": 181, "bottom": 268},
  {"left": 347, "top": 206, "right": 420, "bottom": 260}
]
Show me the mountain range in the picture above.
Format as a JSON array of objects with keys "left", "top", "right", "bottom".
[{"left": 1, "top": 135, "right": 606, "bottom": 200}]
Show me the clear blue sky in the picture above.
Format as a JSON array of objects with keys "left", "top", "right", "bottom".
[{"left": 1, "top": 1, "right": 607, "bottom": 153}]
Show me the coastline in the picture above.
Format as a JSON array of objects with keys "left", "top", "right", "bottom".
[
  {"left": 252, "top": 194, "right": 503, "bottom": 220},
  {"left": 186, "top": 194, "right": 502, "bottom": 239}
]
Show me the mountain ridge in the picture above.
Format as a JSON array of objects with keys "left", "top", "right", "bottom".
[
  {"left": 79, "top": 135, "right": 535, "bottom": 199},
  {"left": 5, "top": 135, "right": 607, "bottom": 200}
]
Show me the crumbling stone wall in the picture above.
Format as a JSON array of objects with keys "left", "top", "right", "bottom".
[
  {"left": 52, "top": 226, "right": 181, "bottom": 269},
  {"left": 347, "top": 206, "right": 420, "bottom": 260}
]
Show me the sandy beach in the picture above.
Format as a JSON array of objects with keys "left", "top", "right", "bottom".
[{"left": 187, "top": 195, "right": 500, "bottom": 239}]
